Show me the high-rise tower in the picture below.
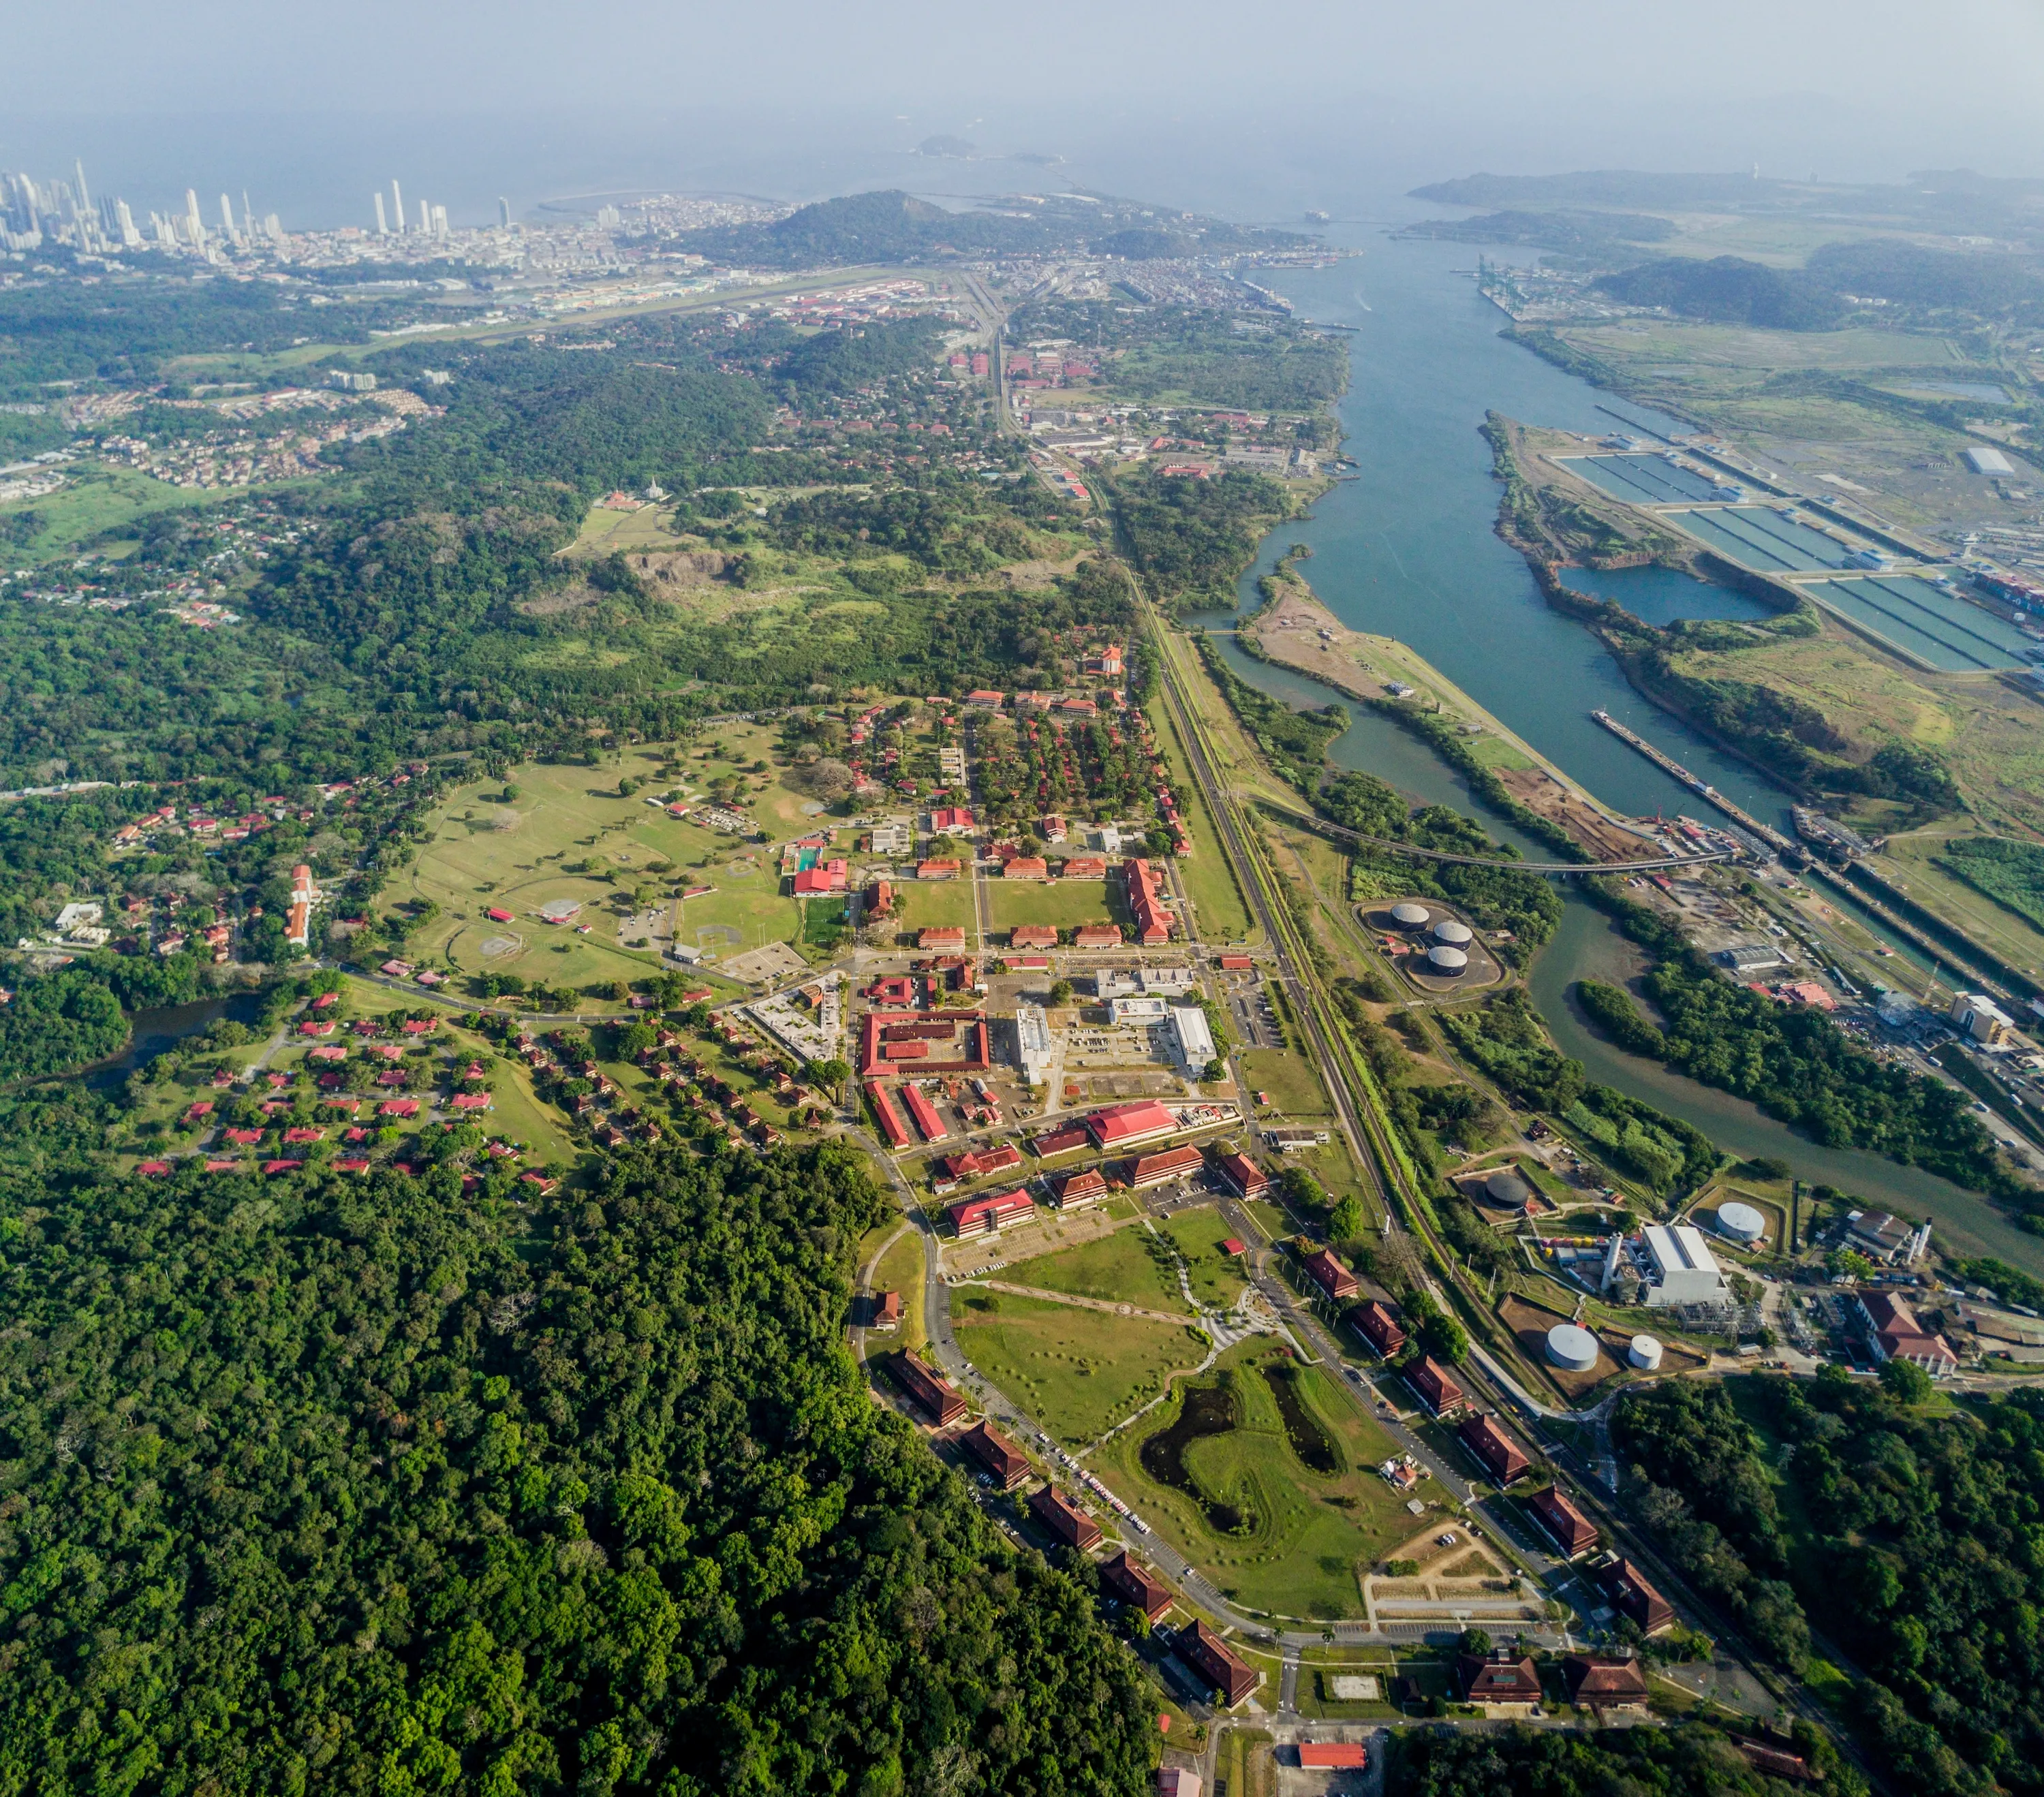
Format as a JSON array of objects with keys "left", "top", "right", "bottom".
[
  {"left": 390, "top": 179, "right": 406, "bottom": 234},
  {"left": 374, "top": 191, "right": 388, "bottom": 235},
  {"left": 497, "top": 196, "right": 512, "bottom": 230}
]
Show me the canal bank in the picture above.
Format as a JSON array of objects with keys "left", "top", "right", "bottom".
[{"left": 1181, "top": 232, "right": 2044, "bottom": 1275}]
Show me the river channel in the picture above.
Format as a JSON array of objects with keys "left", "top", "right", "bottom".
[{"left": 1198, "top": 232, "right": 2044, "bottom": 1272}]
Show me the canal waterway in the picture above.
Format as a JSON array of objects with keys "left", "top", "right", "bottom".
[{"left": 1202, "top": 232, "right": 2044, "bottom": 1272}]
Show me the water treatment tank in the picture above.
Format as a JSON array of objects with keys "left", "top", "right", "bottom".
[
  {"left": 1425, "top": 945, "right": 1468, "bottom": 975},
  {"left": 1547, "top": 1324, "right": 1600, "bottom": 1373},
  {"left": 1391, "top": 902, "right": 1430, "bottom": 929},
  {"left": 1628, "top": 1334, "right": 1664, "bottom": 1371},
  {"left": 1431, "top": 919, "right": 1474, "bottom": 947},
  {"left": 1716, "top": 1201, "right": 1766, "bottom": 1245}
]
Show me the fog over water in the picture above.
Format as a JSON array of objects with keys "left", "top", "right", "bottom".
[{"left": 4, "top": 1, "right": 2043, "bottom": 227}]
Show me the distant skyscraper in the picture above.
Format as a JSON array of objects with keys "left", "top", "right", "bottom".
[
  {"left": 243, "top": 191, "right": 254, "bottom": 238},
  {"left": 498, "top": 195, "right": 511, "bottom": 230},
  {"left": 374, "top": 191, "right": 388, "bottom": 235},
  {"left": 184, "top": 188, "right": 205, "bottom": 247},
  {"left": 264, "top": 214, "right": 283, "bottom": 242},
  {"left": 219, "top": 193, "right": 238, "bottom": 244},
  {"left": 114, "top": 199, "right": 140, "bottom": 248},
  {"left": 433, "top": 204, "right": 448, "bottom": 240},
  {"left": 73, "top": 159, "right": 92, "bottom": 217},
  {"left": 390, "top": 179, "right": 406, "bottom": 234}
]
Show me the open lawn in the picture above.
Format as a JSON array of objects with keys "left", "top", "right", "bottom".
[
  {"left": 1666, "top": 620, "right": 2044, "bottom": 839},
  {"left": 987, "top": 878, "right": 1121, "bottom": 935},
  {"left": 1090, "top": 1343, "right": 1412, "bottom": 1620},
  {"left": 1145, "top": 690, "right": 1257, "bottom": 943},
  {"left": 1564, "top": 319, "right": 1971, "bottom": 376},
  {"left": 1, "top": 465, "right": 266, "bottom": 563},
  {"left": 1238, "top": 1047, "right": 1335, "bottom": 1119},
  {"left": 869, "top": 1227, "right": 929, "bottom": 1356},
  {"left": 1880, "top": 825, "right": 2044, "bottom": 980},
  {"left": 1010, "top": 1223, "right": 1187, "bottom": 1311},
  {"left": 392, "top": 745, "right": 833, "bottom": 995},
  {"left": 886, "top": 878, "right": 979, "bottom": 940},
  {"left": 1159, "top": 1207, "right": 1250, "bottom": 1309},
  {"left": 950, "top": 1290, "right": 1207, "bottom": 1444}
]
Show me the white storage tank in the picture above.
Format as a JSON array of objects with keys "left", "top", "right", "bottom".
[
  {"left": 1391, "top": 902, "right": 1430, "bottom": 930},
  {"left": 1546, "top": 1324, "right": 1600, "bottom": 1373},
  {"left": 1425, "top": 945, "right": 1468, "bottom": 975},
  {"left": 1431, "top": 919, "right": 1474, "bottom": 947},
  {"left": 1628, "top": 1334, "right": 1664, "bottom": 1371},
  {"left": 1716, "top": 1201, "right": 1766, "bottom": 1245}
]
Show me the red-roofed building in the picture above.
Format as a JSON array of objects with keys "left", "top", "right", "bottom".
[
  {"left": 224, "top": 1128, "right": 262, "bottom": 1146},
  {"left": 137, "top": 1159, "right": 172, "bottom": 1176},
  {"left": 919, "top": 926, "right": 969, "bottom": 952},
  {"left": 1009, "top": 924, "right": 1059, "bottom": 950},
  {"left": 1051, "top": 1166, "right": 1109, "bottom": 1210},
  {"left": 1302, "top": 1249, "right": 1359, "bottom": 1302},
  {"left": 868, "top": 1082, "right": 912, "bottom": 1149},
  {"left": 1102, "top": 1549, "right": 1172, "bottom": 1622},
  {"left": 959, "top": 1420, "right": 1031, "bottom": 1490},
  {"left": 891, "top": 1353, "right": 967, "bottom": 1426},
  {"left": 1598, "top": 1557, "right": 1674, "bottom": 1634},
  {"left": 1406, "top": 1356, "right": 1466, "bottom": 1418},
  {"left": 451, "top": 1093, "right": 493, "bottom": 1111},
  {"left": 1459, "top": 1412, "right": 1531, "bottom": 1485},
  {"left": 487, "top": 907, "right": 516, "bottom": 922},
  {"left": 377, "top": 1098, "right": 421, "bottom": 1118},
  {"left": 1175, "top": 1619, "right": 1257, "bottom": 1706},
  {"left": 1028, "top": 1483, "right": 1102, "bottom": 1552},
  {"left": 263, "top": 1159, "right": 303, "bottom": 1176},
  {"left": 865, "top": 879, "right": 895, "bottom": 918},
  {"left": 1060, "top": 856, "right": 1109, "bottom": 879},
  {"left": 1073, "top": 923, "right": 1124, "bottom": 950},
  {"left": 1087, "top": 1099, "right": 1178, "bottom": 1150},
  {"left": 1214, "top": 1151, "right": 1269, "bottom": 1199},
  {"left": 1529, "top": 1484, "right": 1599, "bottom": 1558},
  {"left": 792, "top": 859, "right": 848, "bottom": 895},
  {"left": 929, "top": 806, "right": 976, "bottom": 832},
  {"left": 1858, "top": 1290, "right": 1960, "bottom": 1377},
  {"left": 963, "top": 693, "right": 1004, "bottom": 710},
  {"left": 866, "top": 975, "right": 918, "bottom": 1007},
  {"left": 1123, "top": 858, "right": 1173, "bottom": 946},
  {"left": 1218, "top": 954, "right": 1253, "bottom": 971},
  {"left": 903, "top": 1084, "right": 949, "bottom": 1143},
  {"left": 1130, "top": 1144, "right": 1207, "bottom": 1189},
  {"left": 1298, "top": 1745, "right": 1367, "bottom": 1770},
  {"left": 948, "top": 1187, "right": 1033, "bottom": 1236},
  {"left": 1002, "top": 856, "right": 1051, "bottom": 881},
  {"left": 1031, "top": 1124, "right": 1091, "bottom": 1158},
  {"left": 933, "top": 1142, "right": 1023, "bottom": 1190},
  {"left": 1351, "top": 1299, "right": 1406, "bottom": 1358}
]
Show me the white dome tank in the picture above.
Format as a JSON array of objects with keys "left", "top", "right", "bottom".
[
  {"left": 1431, "top": 919, "right": 1474, "bottom": 947},
  {"left": 1717, "top": 1201, "right": 1765, "bottom": 1245},
  {"left": 1546, "top": 1323, "right": 1600, "bottom": 1372},
  {"left": 1391, "top": 903, "right": 1430, "bottom": 929},
  {"left": 1628, "top": 1334, "right": 1664, "bottom": 1371},
  {"left": 1425, "top": 946, "right": 1468, "bottom": 975}
]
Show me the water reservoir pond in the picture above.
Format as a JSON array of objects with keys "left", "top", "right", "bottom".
[
  {"left": 1140, "top": 1381, "right": 1248, "bottom": 1533},
  {"left": 1663, "top": 505, "right": 1859, "bottom": 574},
  {"left": 1553, "top": 563, "right": 1776, "bottom": 627},
  {"left": 1561, "top": 452, "right": 1726, "bottom": 505},
  {"left": 1803, "top": 576, "right": 2031, "bottom": 672}
]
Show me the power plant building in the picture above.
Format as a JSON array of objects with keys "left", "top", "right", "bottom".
[{"left": 1640, "top": 1224, "right": 1728, "bottom": 1307}]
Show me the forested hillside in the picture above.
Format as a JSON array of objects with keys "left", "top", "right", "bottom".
[{"left": 0, "top": 1139, "right": 1156, "bottom": 1794}]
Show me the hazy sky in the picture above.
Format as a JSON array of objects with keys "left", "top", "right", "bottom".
[{"left": 7, "top": 1, "right": 2044, "bottom": 223}]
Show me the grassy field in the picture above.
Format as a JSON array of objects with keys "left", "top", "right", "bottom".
[
  {"left": 1011, "top": 1223, "right": 1188, "bottom": 1311},
  {"left": 1565, "top": 319, "right": 1970, "bottom": 375},
  {"left": 1159, "top": 1208, "right": 1250, "bottom": 1309},
  {"left": 869, "top": 1228, "right": 928, "bottom": 1356},
  {"left": 987, "top": 878, "right": 1121, "bottom": 935},
  {"left": 886, "top": 878, "right": 978, "bottom": 940},
  {"left": 1144, "top": 689, "right": 1258, "bottom": 945},
  {"left": 392, "top": 742, "right": 835, "bottom": 994},
  {"left": 950, "top": 1290, "right": 1207, "bottom": 1444},
  {"left": 1238, "top": 1046, "right": 1335, "bottom": 1119},
  {"left": 1664, "top": 620, "right": 2044, "bottom": 838},
  {"left": 1880, "top": 826, "right": 2044, "bottom": 979},
  {"left": 1, "top": 464, "right": 266, "bottom": 562},
  {"left": 1090, "top": 1343, "right": 1412, "bottom": 1621}
]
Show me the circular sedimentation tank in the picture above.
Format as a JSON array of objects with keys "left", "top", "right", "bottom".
[
  {"left": 1431, "top": 919, "right": 1474, "bottom": 947},
  {"left": 1716, "top": 1201, "right": 1766, "bottom": 1244},
  {"left": 1628, "top": 1334, "right": 1664, "bottom": 1371},
  {"left": 1391, "top": 902, "right": 1430, "bottom": 929},
  {"left": 1425, "top": 945, "right": 1469, "bottom": 975},
  {"left": 1546, "top": 1324, "right": 1600, "bottom": 1373}
]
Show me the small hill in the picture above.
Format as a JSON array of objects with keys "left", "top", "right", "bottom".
[{"left": 1594, "top": 256, "right": 1845, "bottom": 330}]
